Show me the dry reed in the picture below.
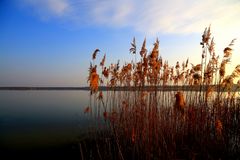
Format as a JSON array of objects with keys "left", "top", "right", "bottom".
[{"left": 82, "top": 26, "right": 240, "bottom": 160}]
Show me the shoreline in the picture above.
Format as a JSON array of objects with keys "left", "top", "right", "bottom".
[{"left": 0, "top": 85, "right": 239, "bottom": 91}]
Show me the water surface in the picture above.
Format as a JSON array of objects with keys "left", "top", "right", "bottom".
[{"left": 0, "top": 90, "right": 91, "bottom": 159}]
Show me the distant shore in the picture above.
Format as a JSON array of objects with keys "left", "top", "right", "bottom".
[
  {"left": 0, "top": 85, "right": 239, "bottom": 91},
  {"left": 0, "top": 87, "right": 89, "bottom": 90}
]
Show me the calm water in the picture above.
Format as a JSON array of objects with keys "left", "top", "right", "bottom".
[
  {"left": 0, "top": 90, "right": 92, "bottom": 159},
  {"left": 1, "top": 90, "right": 239, "bottom": 159}
]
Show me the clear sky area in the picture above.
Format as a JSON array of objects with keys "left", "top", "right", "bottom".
[{"left": 0, "top": 0, "right": 240, "bottom": 87}]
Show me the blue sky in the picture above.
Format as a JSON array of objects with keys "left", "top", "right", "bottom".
[{"left": 0, "top": 0, "right": 240, "bottom": 86}]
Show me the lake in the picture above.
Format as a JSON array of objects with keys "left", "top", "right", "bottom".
[
  {"left": 1, "top": 89, "right": 239, "bottom": 159},
  {"left": 0, "top": 90, "right": 92, "bottom": 159}
]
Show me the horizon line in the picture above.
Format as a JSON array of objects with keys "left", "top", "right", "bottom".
[{"left": 0, "top": 85, "right": 239, "bottom": 92}]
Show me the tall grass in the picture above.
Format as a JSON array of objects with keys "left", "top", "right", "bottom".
[{"left": 82, "top": 26, "right": 240, "bottom": 159}]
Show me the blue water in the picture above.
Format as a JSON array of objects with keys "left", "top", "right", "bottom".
[{"left": 0, "top": 90, "right": 91, "bottom": 151}]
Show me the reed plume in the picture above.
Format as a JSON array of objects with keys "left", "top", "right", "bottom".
[
  {"left": 174, "top": 91, "right": 185, "bottom": 112},
  {"left": 130, "top": 37, "right": 136, "bottom": 54},
  {"left": 140, "top": 38, "right": 147, "bottom": 57},
  {"left": 92, "top": 49, "right": 100, "bottom": 60},
  {"left": 100, "top": 54, "right": 106, "bottom": 67},
  {"left": 88, "top": 65, "right": 99, "bottom": 93}
]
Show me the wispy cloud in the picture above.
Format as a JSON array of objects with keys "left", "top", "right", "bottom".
[
  {"left": 21, "top": 0, "right": 71, "bottom": 20},
  {"left": 19, "top": 0, "right": 240, "bottom": 35},
  {"left": 89, "top": 0, "right": 133, "bottom": 26},
  {"left": 130, "top": 0, "right": 240, "bottom": 35}
]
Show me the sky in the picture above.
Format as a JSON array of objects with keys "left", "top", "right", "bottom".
[{"left": 0, "top": 0, "right": 240, "bottom": 87}]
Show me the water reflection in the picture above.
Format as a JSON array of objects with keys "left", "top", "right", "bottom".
[
  {"left": 0, "top": 91, "right": 91, "bottom": 150},
  {"left": 1, "top": 90, "right": 239, "bottom": 152}
]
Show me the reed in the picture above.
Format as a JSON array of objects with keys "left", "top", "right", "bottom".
[{"left": 82, "top": 26, "right": 240, "bottom": 160}]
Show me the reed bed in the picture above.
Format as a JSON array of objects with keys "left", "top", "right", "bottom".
[{"left": 82, "top": 26, "right": 240, "bottom": 160}]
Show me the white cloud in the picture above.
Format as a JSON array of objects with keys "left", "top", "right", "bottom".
[
  {"left": 129, "top": 0, "right": 240, "bottom": 35},
  {"left": 19, "top": 0, "right": 240, "bottom": 35},
  {"left": 21, "top": 0, "right": 70, "bottom": 20},
  {"left": 90, "top": 0, "right": 133, "bottom": 26}
]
